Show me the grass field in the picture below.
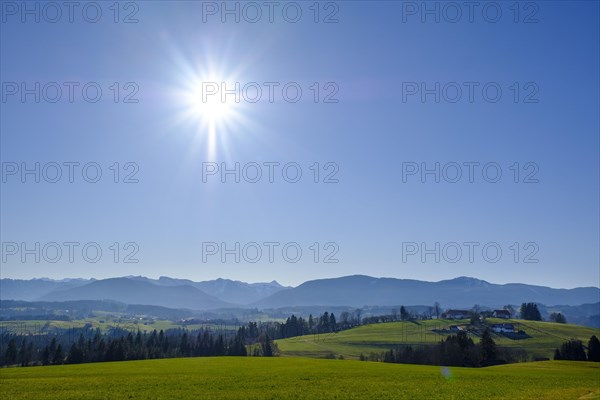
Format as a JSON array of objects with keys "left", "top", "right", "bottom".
[
  {"left": 277, "top": 319, "right": 600, "bottom": 360},
  {"left": 1, "top": 358, "right": 598, "bottom": 399}
]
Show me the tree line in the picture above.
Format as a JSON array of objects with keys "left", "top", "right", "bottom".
[
  {"left": 553, "top": 336, "right": 600, "bottom": 362},
  {"left": 3, "top": 307, "right": 594, "bottom": 368},
  {"left": 378, "top": 329, "right": 527, "bottom": 367},
  {"left": 2, "top": 328, "right": 253, "bottom": 367},
  {"left": 1, "top": 311, "right": 344, "bottom": 367}
]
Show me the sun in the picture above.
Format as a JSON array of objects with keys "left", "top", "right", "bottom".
[
  {"left": 174, "top": 72, "right": 246, "bottom": 159},
  {"left": 188, "top": 80, "right": 237, "bottom": 126},
  {"left": 168, "top": 50, "right": 257, "bottom": 160}
]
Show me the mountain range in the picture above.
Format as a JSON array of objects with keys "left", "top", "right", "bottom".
[
  {"left": 2, "top": 275, "right": 599, "bottom": 311},
  {"left": 252, "top": 275, "right": 600, "bottom": 309},
  {"left": 0, "top": 276, "right": 287, "bottom": 308}
]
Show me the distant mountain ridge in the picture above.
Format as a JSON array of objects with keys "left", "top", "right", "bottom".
[
  {"left": 0, "top": 276, "right": 290, "bottom": 309},
  {"left": 38, "top": 278, "right": 230, "bottom": 310},
  {"left": 154, "top": 276, "right": 288, "bottom": 305},
  {"left": 0, "top": 278, "right": 91, "bottom": 301},
  {"left": 251, "top": 275, "right": 600, "bottom": 309},
  {"left": 1, "top": 275, "right": 598, "bottom": 311}
]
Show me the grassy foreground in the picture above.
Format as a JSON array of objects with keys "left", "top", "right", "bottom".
[
  {"left": 1, "top": 358, "right": 599, "bottom": 400},
  {"left": 277, "top": 319, "right": 600, "bottom": 360}
]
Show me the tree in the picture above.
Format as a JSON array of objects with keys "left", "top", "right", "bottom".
[
  {"left": 549, "top": 312, "right": 567, "bottom": 324},
  {"left": 354, "top": 309, "right": 363, "bottom": 325},
  {"left": 520, "top": 303, "right": 542, "bottom": 321},
  {"left": 4, "top": 338, "right": 18, "bottom": 365},
  {"left": 438, "top": 333, "right": 476, "bottom": 367},
  {"left": 49, "top": 337, "right": 57, "bottom": 357},
  {"left": 340, "top": 311, "right": 350, "bottom": 328},
  {"left": 383, "top": 349, "right": 395, "bottom": 363},
  {"left": 180, "top": 332, "right": 190, "bottom": 356},
  {"left": 480, "top": 329, "right": 497, "bottom": 363},
  {"left": 553, "top": 349, "right": 562, "bottom": 360},
  {"left": 214, "top": 335, "right": 225, "bottom": 356},
  {"left": 400, "top": 306, "right": 409, "bottom": 321},
  {"left": 53, "top": 344, "right": 64, "bottom": 365},
  {"left": 588, "top": 335, "right": 600, "bottom": 362},
  {"left": 66, "top": 343, "right": 84, "bottom": 364},
  {"left": 18, "top": 339, "right": 28, "bottom": 366},
  {"left": 320, "top": 312, "right": 330, "bottom": 332},
  {"left": 456, "top": 331, "right": 472, "bottom": 350},
  {"left": 329, "top": 313, "right": 337, "bottom": 331},
  {"left": 556, "top": 340, "right": 587, "bottom": 361},
  {"left": 16, "top": 339, "right": 33, "bottom": 366},
  {"left": 41, "top": 346, "right": 51, "bottom": 366},
  {"left": 433, "top": 302, "right": 441, "bottom": 319},
  {"left": 228, "top": 333, "right": 247, "bottom": 357},
  {"left": 261, "top": 334, "right": 273, "bottom": 357}
]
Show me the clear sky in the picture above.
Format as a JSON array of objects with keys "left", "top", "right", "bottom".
[{"left": 1, "top": 1, "right": 598, "bottom": 289}]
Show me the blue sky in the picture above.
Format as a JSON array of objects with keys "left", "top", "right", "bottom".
[{"left": 1, "top": 1, "right": 598, "bottom": 288}]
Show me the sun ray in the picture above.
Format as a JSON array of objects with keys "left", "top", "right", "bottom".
[{"left": 165, "top": 45, "right": 256, "bottom": 161}]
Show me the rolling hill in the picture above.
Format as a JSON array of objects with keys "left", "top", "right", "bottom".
[{"left": 276, "top": 319, "right": 600, "bottom": 360}]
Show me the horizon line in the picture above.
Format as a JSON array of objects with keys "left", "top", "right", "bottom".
[{"left": 2, "top": 274, "right": 599, "bottom": 291}]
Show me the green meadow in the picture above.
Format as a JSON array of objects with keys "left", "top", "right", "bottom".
[
  {"left": 2, "top": 318, "right": 599, "bottom": 399},
  {"left": 277, "top": 319, "right": 600, "bottom": 360},
  {"left": 1, "top": 357, "right": 599, "bottom": 400}
]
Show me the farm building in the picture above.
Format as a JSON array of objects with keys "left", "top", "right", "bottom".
[
  {"left": 492, "top": 310, "right": 511, "bottom": 319},
  {"left": 490, "top": 323, "right": 515, "bottom": 333},
  {"left": 442, "top": 310, "right": 470, "bottom": 319},
  {"left": 448, "top": 325, "right": 464, "bottom": 332}
]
